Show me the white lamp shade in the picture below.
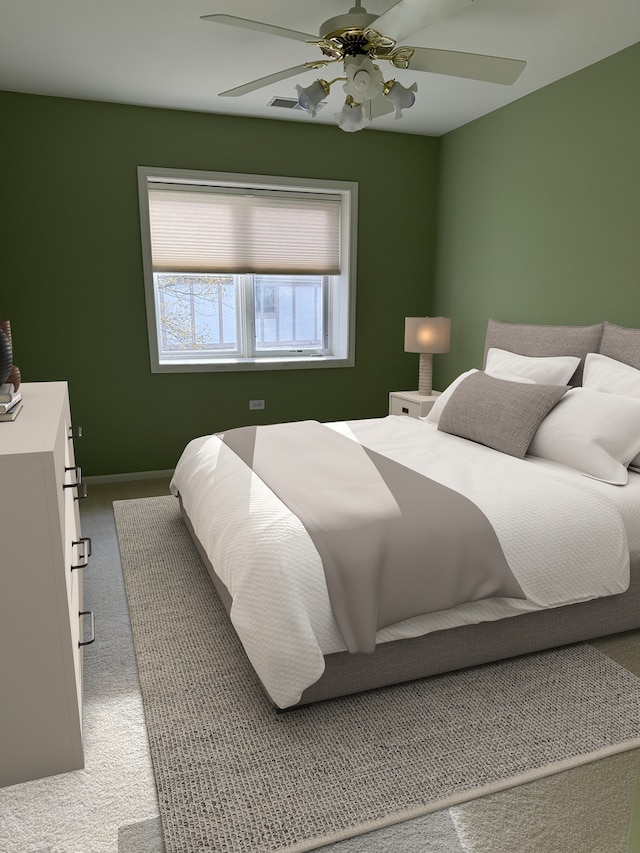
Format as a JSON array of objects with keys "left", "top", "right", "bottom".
[
  {"left": 385, "top": 80, "right": 418, "bottom": 119},
  {"left": 343, "top": 55, "right": 384, "bottom": 102},
  {"left": 335, "top": 102, "right": 372, "bottom": 133},
  {"left": 296, "top": 80, "right": 329, "bottom": 117},
  {"left": 404, "top": 317, "right": 450, "bottom": 354}
]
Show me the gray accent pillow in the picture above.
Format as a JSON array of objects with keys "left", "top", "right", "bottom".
[
  {"left": 483, "top": 319, "right": 605, "bottom": 386},
  {"left": 600, "top": 322, "right": 640, "bottom": 370},
  {"left": 437, "top": 371, "right": 569, "bottom": 458}
]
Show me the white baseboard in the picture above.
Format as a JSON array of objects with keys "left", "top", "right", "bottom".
[{"left": 84, "top": 469, "right": 174, "bottom": 484}]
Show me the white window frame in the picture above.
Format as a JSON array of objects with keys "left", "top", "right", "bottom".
[{"left": 137, "top": 166, "right": 358, "bottom": 373}]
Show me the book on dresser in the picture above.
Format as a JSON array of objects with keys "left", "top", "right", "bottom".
[
  {"left": 0, "top": 382, "right": 19, "bottom": 402},
  {"left": 0, "top": 392, "right": 22, "bottom": 417},
  {"left": 0, "top": 401, "right": 23, "bottom": 421}
]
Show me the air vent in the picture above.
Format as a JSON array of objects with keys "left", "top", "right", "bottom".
[
  {"left": 269, "top": 96, "right": 300, "bottom": 110},
  {"left": 268, "top": 96, "right": 326, "bottom": 112}
]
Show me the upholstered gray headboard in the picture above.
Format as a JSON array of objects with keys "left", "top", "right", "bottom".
[
  {"left": 483, "top": 320, "right": 613, "bottom": 386},
  {"left": 599, "top": 322, "right": 640, "bottom": 370}
]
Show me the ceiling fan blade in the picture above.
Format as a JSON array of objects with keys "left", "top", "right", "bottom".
[
  {"left": 373, "top": 0, "right": 473, "bottom": 44},
  {"left": 219, "top": 65, "right": 314, "bottom": 98},
  {"left": 407, "top": 47, "right": 526, "bottom": 85},
  {"left": 201, "top": 14, "right": 315, "bottom": 43}
]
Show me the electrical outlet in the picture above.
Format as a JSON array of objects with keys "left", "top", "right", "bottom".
[{"left": 249, "top": 400, "right": 265, "bottom": 410}]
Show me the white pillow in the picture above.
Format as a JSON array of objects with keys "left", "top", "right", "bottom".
[
  {"left": 485, "top": 348, "right": 580, "bottom": 385},
  {"left": 528, "top": 387, "right": 640, "bottom": 485},
  {"left": 425, "top": 369, "right": 478, "bottom": 425},
  {"left": 583, "top": 352, "right": 640, "bottom": 397},
  {"left": 583, "top": 353, "right": 640, "bottom": 470}
]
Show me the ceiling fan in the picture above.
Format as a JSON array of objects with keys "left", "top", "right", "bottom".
[{"left": 201, "top": 0, "right": 527, "bottom": 132}]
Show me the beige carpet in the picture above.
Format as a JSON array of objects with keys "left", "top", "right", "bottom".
[{"left": 114, "top": 495, "right": 640, "bottom": 853}]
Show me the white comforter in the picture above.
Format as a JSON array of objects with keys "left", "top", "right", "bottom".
[{"left": 170, "top": 415, "right": 634, "bottom": 708}]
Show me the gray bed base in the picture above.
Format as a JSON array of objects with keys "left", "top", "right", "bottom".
[{"left": 179, "top": 496, "right": 640, "bottom": 709}]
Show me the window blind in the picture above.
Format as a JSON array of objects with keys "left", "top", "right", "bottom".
[{"left": 147, "top": 185, "right": 342, "bottom": 275}]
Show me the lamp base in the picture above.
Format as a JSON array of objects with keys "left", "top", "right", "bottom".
[{"left": 418, "top": 352, "right": 433, "bottom": 396}]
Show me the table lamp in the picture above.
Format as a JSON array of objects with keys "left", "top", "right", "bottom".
[{"left": 404, "top": 317, "right": 451, "bottom": 396}]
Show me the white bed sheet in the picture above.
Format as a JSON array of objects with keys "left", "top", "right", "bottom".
[{"left": 170, "top": 415, "right": 636, "bottom": 708}]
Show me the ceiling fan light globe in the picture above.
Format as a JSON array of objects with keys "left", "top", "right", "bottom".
[
  {"left": 343, "top": 55, "right": 384, "bottom": 102},
  {"left": 384, "top": 79, "right": 418, "bottom": 118},
  {"left": 295, "top": 79, "right": 330, "bottom": 117},
  {"left": 353, "top": 70, "right": 369, "bottom": 91},
  {"left": 335, "top": 102, "right": 371, "bottom": 133}
]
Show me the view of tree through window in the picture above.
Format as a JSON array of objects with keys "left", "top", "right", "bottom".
[{"left": 157, "top": 274, "right": 237, "bottom": 353}]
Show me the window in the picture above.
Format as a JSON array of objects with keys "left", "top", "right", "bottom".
[{"left": 137, "top": 167, "right": 357, "bottom": 373}]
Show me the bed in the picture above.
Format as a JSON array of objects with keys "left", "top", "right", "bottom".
[{"left": 170, "top": 320, "right": 640, "bottom": 709}]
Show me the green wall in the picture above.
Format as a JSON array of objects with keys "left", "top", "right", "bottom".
[
  {"left": 0, "top": 92, "right": 439, "bottom": 475},
  {"left": 433, "top": 41, "right": 640, "bottom": 387},
  {"left": 4, "top": 40, "right": 639, "bottom": 475}
]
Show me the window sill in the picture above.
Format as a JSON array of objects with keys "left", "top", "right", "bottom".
[{"left": 151, "top": 355, "right": 354, "bottom": 373}]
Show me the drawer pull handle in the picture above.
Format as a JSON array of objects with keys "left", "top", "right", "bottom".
[
  {"left": 402, "top": 406, "right": 409, "bottom": 414},
  {"left": 64, "top": 465, "right": 82, "bottom": 487},
  {"left": 63, "top": 466, "right": 87, "bottom": 499},
  {"left": 71, "top": 537, "right": 92, "bottom": 571},
  {"left": 68, "top": 425, "right": 83, "bottom": 439},
  {"left": 79, "top": 610, "right": 95, "bottom": 647}
]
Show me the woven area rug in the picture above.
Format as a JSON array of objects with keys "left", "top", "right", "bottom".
[{"left": 114, "top": 495, "right": 640, "bottom": 853}]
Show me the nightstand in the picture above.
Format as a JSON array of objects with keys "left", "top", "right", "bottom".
[{"left": 389, "top": 390, "right": 440, "bottom": 419}]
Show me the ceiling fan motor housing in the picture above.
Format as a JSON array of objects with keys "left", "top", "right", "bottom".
[{"left": 319, "top": 12, "right": 378, "bottom": 40}]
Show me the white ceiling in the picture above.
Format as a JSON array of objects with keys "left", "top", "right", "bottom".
[{"left": 2, "top": 0, "right": 640, "bottom": 137}]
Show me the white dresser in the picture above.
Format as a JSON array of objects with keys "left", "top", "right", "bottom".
[{"left": 0, "top": 382, "right": 93, "bottom": 787}]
